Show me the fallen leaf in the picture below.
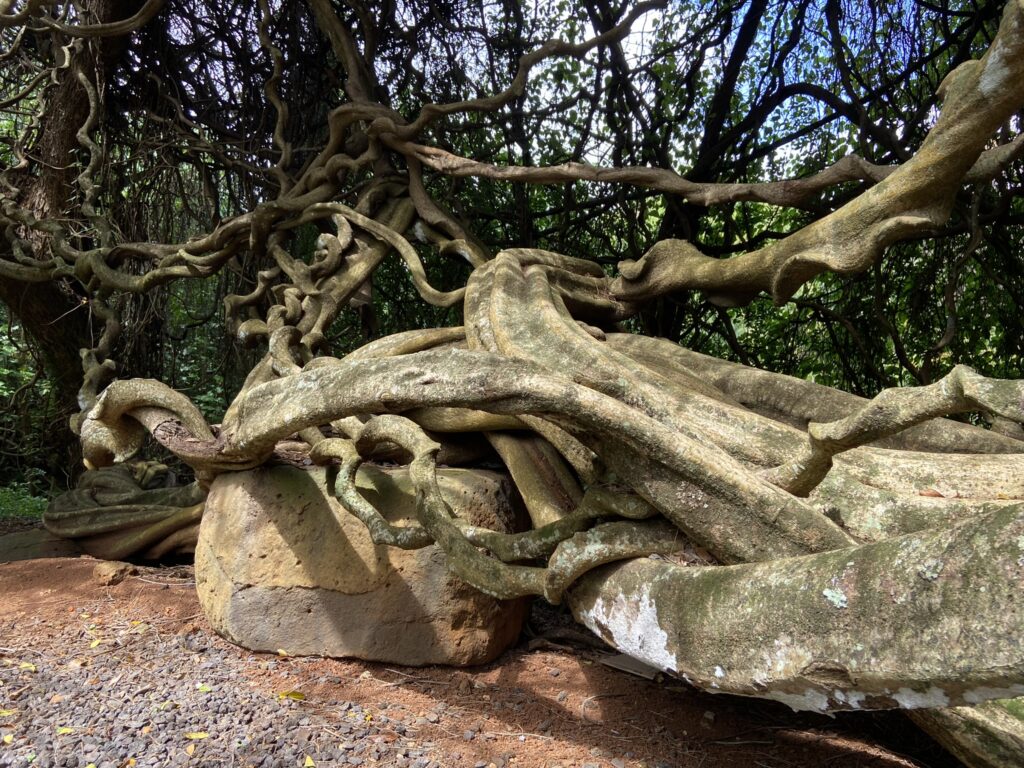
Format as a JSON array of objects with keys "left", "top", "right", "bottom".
[
  {"left": 277, "top": 690, "right": 306, "bottom": 701},
  {"left": 184, "top": 732, "right": 209, "bottom": 740},
  {"left": 49, "top": 694, "right": 64, "bottom": 704},
  {"left": 56, "top": 726, "right": 75, "bottom": 735},
  {"left": 0, "top": 709, "right": 14, "bottom": 716},
  {"left": 185, "top": 744, "right": 196, "bottom": 756},
  {"left": 2, "top": 734, "right": 12, "bottom": 745},
  {"left": 18, "top": 662, "right": 36, "bottom": 672},
  {"left": 918, "top": 488, "right": 945, "bottom": 497},
  {"left": 277, "top": 649, "right": 290, "bottom": 657},
  {"left": 89, "top": 639, "right": 102, "bottom": 649},
  {"left": 304, "top": 757, "right": 316, "bottom": 767},
  {"left": 195, "top": 683, "right": 212, "bottom": 693}
]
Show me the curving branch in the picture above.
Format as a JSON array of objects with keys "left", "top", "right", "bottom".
[
  {"left": 765, "top": 365, "right": 1024, "bottom": 496},
  {"left": 610, "top": 0, "right": 1024, "bottom": 306},
  {"left": 37, "top": 0, "right": 165, "bottom": 37},
  {"left": 402, "top": 134, "right": 1024, "bottom": 209}
]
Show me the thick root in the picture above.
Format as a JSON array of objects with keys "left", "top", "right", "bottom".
[{"left": 569, "top": 504, "right": 1024, "bottom": 712}]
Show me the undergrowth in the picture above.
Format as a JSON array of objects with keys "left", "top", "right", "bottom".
[{"left": 0, "top": 482, "right": 47, "bottom": 519}]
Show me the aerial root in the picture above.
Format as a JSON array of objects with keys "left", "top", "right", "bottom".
[
  {"left": 764, "top": 365, "right": 1024, "bottom": 496},
  {"left": 311, "top": 436, "right": 433, "bottom": 549},
  {"left": 311, "top": 416, "right": 684, "bottom": 602},
  {"left": 80, "top": 378, "right": 217, "bottom": 467}
]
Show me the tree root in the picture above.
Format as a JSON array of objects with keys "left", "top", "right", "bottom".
[
  {"left": 569, "top": 503, "right": 1024, "bottom": 711},
  {"left": 313, "top": 415, "right": 683, "bottom": 602},
  {"left": 765, "top": 365, "right": 1024, "bottom": 496}
]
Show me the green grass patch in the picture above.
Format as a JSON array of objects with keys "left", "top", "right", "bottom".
[{"left": 0, "top": 483, "right": 47, "bottom": 519}]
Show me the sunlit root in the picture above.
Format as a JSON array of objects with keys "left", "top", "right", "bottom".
[
  {"left": 80, "top": 378, "right": 215, "bottom": 468},
  {"left": 569, "top": 503, "right": 1024, "bottom": 711},
  {"left": 222, "top": 349, "right": 854, "bottom": 562},
  {"left": 766, "top": 365, "right": 1024, "bottom": 496},
  {"left": 604, "top": 335, "right": 1022, "bottom": 454},
  {"left": 318, "top": 415, "right": 684, "bottom": 601}
]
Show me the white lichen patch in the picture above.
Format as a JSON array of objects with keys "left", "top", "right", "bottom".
[
  {"left": 765, "top": 688, "right": 831, "bottom": 713},
  {"left": 980, "top": 38, "right": 1010, "bottom": 97},
  {"left": 917, "top": 558, "right": 944, "bottom": 581},
  {"left": 579, "top": 583, "right": 678, "bottom": 673},
  {"left": 714, "top": 665, "right": 725, "bottom": 678},
  {"left": 962, "top": 684, "right": 1024, "bottom": 704},
  {"left": 893, "top": 686, "right": 950, "bottom": 709},
  {"left": 822, "top": 587, "right": 848, "bottom": 609},
  {"left": 766, "top": 638, "right": 813, "bottom": 678},
  {"left": 833, "top": 689, "right": 867, "bottom": 710}
]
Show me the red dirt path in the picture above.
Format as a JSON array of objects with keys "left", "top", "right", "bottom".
[{"left": 1, "top": 557, "right": 961, "bottom": 768}]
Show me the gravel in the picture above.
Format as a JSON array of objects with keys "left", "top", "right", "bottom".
[{"left": 0, "top": 602, "right": 448, "bottom": 768}]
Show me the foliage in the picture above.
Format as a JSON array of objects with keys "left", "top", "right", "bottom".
[{"left": 0, "top": 479, "right": 49, "bottom": 519}]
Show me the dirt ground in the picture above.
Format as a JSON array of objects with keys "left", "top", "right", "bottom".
[{"left": 1, "top": 556, "right": 962, "bottom": 768}]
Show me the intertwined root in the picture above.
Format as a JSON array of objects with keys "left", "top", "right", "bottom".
[
  {"left": 764, "top": 365, "right": 1024, "bottom": 496},
  {"left": 309, "top": 415, "right": 682, "bottom": 603},
  {"left": 75, "top": 248, "right": 1024, "bottom": 713},
  {"left": 43, "top": 462, "right": 206, "bottom": 560}
]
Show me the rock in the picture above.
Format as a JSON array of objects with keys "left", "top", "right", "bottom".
[
  {"left": 196, "top": 464, "right": 529, "bottom": 666},
  {"left": 92, "top": 560, "right": 138, "bottom": 586},
  {"left": 0, "top": 528, "right": 81, "bottom": 563}
]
